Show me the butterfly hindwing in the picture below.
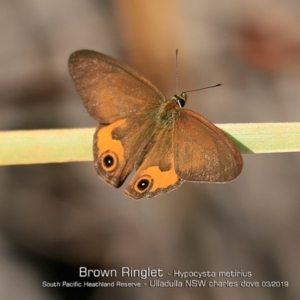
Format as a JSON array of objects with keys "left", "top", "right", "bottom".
[
  {"left": 124, "top": 123, "right": 183, "bottom": 199},
  {"left": 93, "top": 114, "right": 159, "bottom": 188}
]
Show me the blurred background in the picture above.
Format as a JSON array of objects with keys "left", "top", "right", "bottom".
[{"left": 1, "top": 0, "right": 300, "bottom": 299}]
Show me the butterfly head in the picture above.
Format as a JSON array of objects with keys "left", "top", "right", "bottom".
[
  {"left": 172, "top": 92, "right": 187, "bottom": 108},
  {"left": 172, "top": 84, "right": 222, "bottom": 109}
]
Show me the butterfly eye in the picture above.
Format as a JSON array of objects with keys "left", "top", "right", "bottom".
[
  {"left": 171, "top": 94, "right": 186, "bottom": 108},
  {"left": 100, "top": 152, "right": 118, "bottom": 172},
  {"left": 135, "top": 175, "right": 153, "bottom": 193}
]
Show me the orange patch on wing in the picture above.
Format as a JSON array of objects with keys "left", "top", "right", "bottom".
[
  {"left": 96, "top": 119, "right": 126, "bottom": 161},
  {"left": 139, "top": 165, "right": 179, "bottom": 192}
]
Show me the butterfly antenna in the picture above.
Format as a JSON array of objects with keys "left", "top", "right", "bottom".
[
  {"left": 183, "top": 83, "right": 222, "bottom": 94},
  {"left": 175, "top": 49, "right": 179, "bottom": 96}
]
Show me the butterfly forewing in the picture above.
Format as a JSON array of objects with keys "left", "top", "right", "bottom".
[
  {"left": 174, "top": 109, "right": 243, "bottom": 182},
  {"left": 68, "top": 50, "right": 166, "bottom": 124}
]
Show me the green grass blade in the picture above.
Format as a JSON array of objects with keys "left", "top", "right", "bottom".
[
  {"left": 0, "top": 123, "right": 299, "bottom": 166},
  {"left": 220, "top": 123, "right": 300, "bottom": 154},
  {"left": 0, "top": 128, "right": 93, "bottom": 166}
]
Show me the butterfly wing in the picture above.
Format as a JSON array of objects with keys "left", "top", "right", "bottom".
[
  {"left": 68, "top": 50, "right": 168, "bottom": 188},
  {"left": 93, "top": 114, "right": 158, "bottom": 188},
  {"left": 68, "top": 50, "right": 166, "bottom": 124},
  {"left": 125, "top": 124, "right": 183, "bottom": 199},
  {"left": 174, "top": 109, "right": 243, "bottom": 182}
]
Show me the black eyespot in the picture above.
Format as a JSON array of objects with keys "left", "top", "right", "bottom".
[
  {"left": 100, "top": 151, "right": 118, "bottom": 172},
  {"left": 137, "top": 179, "right": 150, "bottom": 191},
  {"left": 103, "top": 155, "right": 114, "bottom": 168}
]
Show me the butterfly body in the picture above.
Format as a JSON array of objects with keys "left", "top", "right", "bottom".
[{"left": 68, "top": 50, "right": 243, "bottom": 199}]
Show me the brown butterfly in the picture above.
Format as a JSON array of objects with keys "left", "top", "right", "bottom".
[{"left": 68, "top": 50, "right": 243, "bottom": 199}]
